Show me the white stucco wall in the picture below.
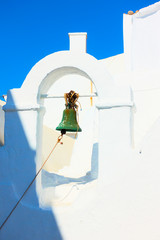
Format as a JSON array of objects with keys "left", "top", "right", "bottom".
[
  {"left": 123, "top": 1, "right": 160, "bottom": 71},
  {"left": 100, "top": 52, "right": 160, "bottom": 147},
  {"left": 0, "top": 5, "right": 160, "bottom": 238},
  {"left": 0, "top": 51, "right": 132, "bottom": 196},
  {"left": 0, "top": 33, "right": 132, "bottom": 239}
]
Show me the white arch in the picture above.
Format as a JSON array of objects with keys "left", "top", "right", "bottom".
[
  {"left": 2, "top": 49, "right": 132, "bottom": 207},
  {"left": 21, "top": 51, "right": 115, "bottom": 103},
  {"left": 30, "top": 51, "right": 113, "bottom": 204}
]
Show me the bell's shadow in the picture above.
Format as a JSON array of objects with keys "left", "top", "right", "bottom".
[{"left": 42, "top": 143, "right": 98, "bottom": 187}]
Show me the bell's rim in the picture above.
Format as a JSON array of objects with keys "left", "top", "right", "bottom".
[{"left": 56, "top": 127, "right": 82, "bottom": 132}]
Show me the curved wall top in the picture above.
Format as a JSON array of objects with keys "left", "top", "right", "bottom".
[
  {"left": 4, "top": 49, "right": 132, "bottom": 112},
  {"left": 21, "top": 51, "right": 115, "bottom": 104}
]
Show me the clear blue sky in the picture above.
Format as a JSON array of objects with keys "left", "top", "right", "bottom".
[{"left": 0, "top": 0, "right": 157, "bottom": 97}]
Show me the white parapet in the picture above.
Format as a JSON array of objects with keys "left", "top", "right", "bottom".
[
  {"left": 68, "top": 32, "right": 87, "bottom": 53},
  {"left": 123, "top": 2, "right": 160, "bottom": 71}
]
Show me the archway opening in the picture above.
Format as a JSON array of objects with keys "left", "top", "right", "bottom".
[{"left": 37, "top": 67, "right": 99, "bottom": 204}]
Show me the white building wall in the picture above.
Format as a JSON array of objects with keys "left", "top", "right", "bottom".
[
  {"left": 0, "top": 33, "right": 133, "bottom": 240},
  {"left": 118, "top": 2, "right": 160, "bottom": 146},
  {"left": 123, "top": 2, "right": 160, "bottom": 71}
]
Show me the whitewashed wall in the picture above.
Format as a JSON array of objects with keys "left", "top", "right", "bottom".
[
  {"left": 0, "top": 33, "right": 132, "bottom": 240},
  {"left": 123, "top": 2, "right": 160, "bottom": 146},
  {"left": 123, "top": 2, "right": 160, "bottom": 71}
]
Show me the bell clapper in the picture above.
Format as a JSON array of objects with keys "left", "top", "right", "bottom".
[
  {"left": 59, "top": 129, "right": 66, "bottom": 144},
  {"left": 61, "top": 129, "right": 66, "bottom": 135}
]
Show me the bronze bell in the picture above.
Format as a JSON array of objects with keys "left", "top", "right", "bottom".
[
  {"left": 56, "top": 108, "right": 82, "bottom": 133},
  {"left": 56, "top": 90, "right": 82, "bottom": 134}
]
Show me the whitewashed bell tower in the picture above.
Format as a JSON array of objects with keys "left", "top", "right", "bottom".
[{"left": 0, "top": 32, "right": 132, "bottom": 240}]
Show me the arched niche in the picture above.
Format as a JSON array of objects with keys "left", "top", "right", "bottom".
[
  {"left": 20, "top": 51, "right": 111, "bottom": 206},
  {"left": 13, "top": 50, "right": 131, "bottom": 206},
  {"left": 38, "top": 65, "right": 97, "bottom": 178},
  {"left": 36, "top": 67, "right": 100, "bottom": 206}
]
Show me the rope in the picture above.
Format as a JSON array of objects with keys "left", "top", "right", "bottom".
[
  {"left": 0, "top": 134, "right": 63, "bottom": 231},
  {"left": 90, "top": 81, "right": 93, "bottom": 106}
]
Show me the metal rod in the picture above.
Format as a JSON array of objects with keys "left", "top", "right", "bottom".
[{"left": 41, "top": 93, "right": 98, "bottom": 99}]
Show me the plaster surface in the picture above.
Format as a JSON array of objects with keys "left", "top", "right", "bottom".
[
  {"left": 0, "top": 5, "right": 159, "bottom": 238},
  {"left": 123, "top": 1, "right": 160, "bottom": 71},
  {"left": 53, "top": 115, "right": 160, "bottom": 240},
  {"left": 0, "top": 32, "right": 132, "bottom": 239}
]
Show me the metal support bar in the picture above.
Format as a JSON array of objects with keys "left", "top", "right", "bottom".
[{"left": 41, "top": 93, "right": 98, "bottom": 99}]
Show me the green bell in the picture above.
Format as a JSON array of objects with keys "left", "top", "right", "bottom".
[{"left": 56, "top": 108, "right": 82, "bottom": 133}]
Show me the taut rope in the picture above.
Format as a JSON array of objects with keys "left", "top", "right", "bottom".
[{"left": 0, "top": 134, "right": 63, "bottom": 231}]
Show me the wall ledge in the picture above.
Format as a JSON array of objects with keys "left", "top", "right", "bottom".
[
  {"left": 96, "top": 101, "right": 134, "bottom": 109},
  {"left": 3, "top": 104, "right": 44, "bottom": 112}
]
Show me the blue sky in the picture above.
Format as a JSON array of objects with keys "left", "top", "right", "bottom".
[{"left": 0, "top": 0, "right": 157, "bottom": 97}]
